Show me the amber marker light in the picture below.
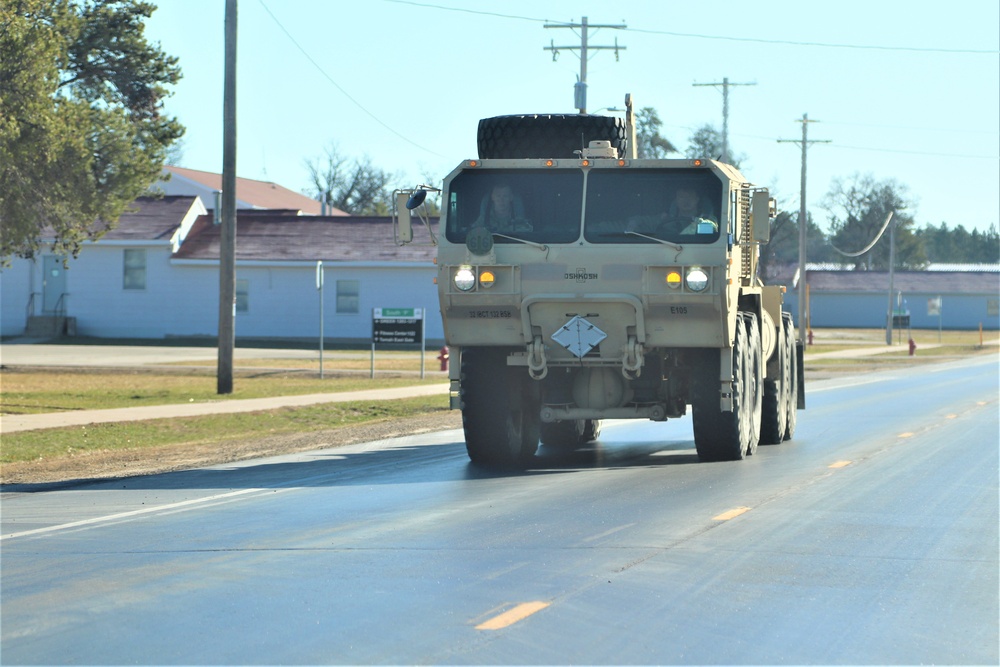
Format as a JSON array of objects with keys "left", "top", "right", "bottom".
[
  {"left": 467, "top": 160, "right": 479, "bottom": 167},
  {"left": 545, "top": 159, "right": 555, "bottom": 167},
  {"left": 693, "top": 159, "right": 703, "bottom": 167},
  {"left": 479, "top": 270, "right": 496, "bottom": 288},
  {"left": 666, "top": 271, "right": 682, "bottom": 288},
  {"left": 581, "top": 159, "right": 591, "bottom": 167},
  {"left": 617, "top": 159, "right": 628, "bottom": 167}
]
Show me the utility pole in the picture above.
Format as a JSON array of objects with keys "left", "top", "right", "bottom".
[
  {"left": 544, "top": 17, "right": 626, "bottom": 114},
  {"left": 218, "top": 0, "right": 237, "bottom": 394},
  {"left": 692, "top": 77, "right": 755, "bottom": 164},
  {"left": 778, "top": 114, "right": 830, "bottom": 345},
  {"left": 885, "top": 215, "right": 896, "bottom": 345}
]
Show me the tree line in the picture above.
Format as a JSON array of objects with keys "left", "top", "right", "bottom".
[{"left": 632, "top": 107, "right": 999, "bottom": 273}]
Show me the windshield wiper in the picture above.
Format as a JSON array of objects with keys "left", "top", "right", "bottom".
[
  {"left": 619, "top": 230, "right": 684, "bottom": 251},
  {"left": 493, "top": 232, "right": 549, "bottom": 253}
]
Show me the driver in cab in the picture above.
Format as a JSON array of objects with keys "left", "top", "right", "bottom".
[{"left": 475, "top": 184, "right": 533, "bottom": 233}]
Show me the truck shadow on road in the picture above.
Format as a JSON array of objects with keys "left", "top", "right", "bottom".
[{"left": 3, "top": 434, "right": 710, "bottom": 495}]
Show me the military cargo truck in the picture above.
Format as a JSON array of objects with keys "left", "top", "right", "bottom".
[{"left": 396, "top": 96, "right": 804, "bottom": 468}]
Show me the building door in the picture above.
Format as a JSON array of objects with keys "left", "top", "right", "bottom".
[{"left": 42, "top": 255, "right": 67, "bottom": 314}]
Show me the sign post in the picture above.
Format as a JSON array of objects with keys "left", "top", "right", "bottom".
[
  {"left": 371, "top": 307, "right": 425, "bottom": 379},
  {"left": 316, "top": 261, "right": 324, "bottom": 379}
]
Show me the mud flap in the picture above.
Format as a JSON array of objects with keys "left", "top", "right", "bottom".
[{"left": 796, "top": 339, "right": 806, "bottom": 409}]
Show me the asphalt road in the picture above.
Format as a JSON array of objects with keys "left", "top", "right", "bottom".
[{"left": 1, "top": 356, "right": 997, "bottom": 665}]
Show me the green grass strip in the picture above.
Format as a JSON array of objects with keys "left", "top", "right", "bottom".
[{"left": 1, "top": 396, "right": 449, "bottom": 464}]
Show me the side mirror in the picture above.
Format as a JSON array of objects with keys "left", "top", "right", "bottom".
[
  {"left": 751, "top": 190, "right": 773, "bottom": 243},
  {"left": 406, "top": 189, "right": 427, "bottom": 210},
  {"left": 395, "top": 191, "right": 413, "bottom": 244}
]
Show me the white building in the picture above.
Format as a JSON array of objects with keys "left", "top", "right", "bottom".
[{"left": 1, "top": 196, "right": 442, "bottom": 345}]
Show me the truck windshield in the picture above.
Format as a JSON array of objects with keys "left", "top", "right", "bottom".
[
  {"left": 446, "top": 169, "right": 583, "bottom": 245},
  {"left": 583, "top": 169, "right": 723, "bottom": 244}
]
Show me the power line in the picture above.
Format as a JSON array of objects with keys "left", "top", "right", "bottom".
[
  {"left": 825, "top": 143, "right": 999, "bottom": 160},
  {"left": 383, "top": 0, "right": 998, "bottom": 55},
  {"left": 257, "top": 0, "right": 444, "bottom": 157},
  {"left": 625, "top": 25, "right": 996, "bottom": 55},
  {"left": 820, "top": 120, "right": 1000, "bottom": 135}
]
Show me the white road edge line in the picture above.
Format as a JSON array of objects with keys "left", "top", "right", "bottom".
[{"left": 0, "top": 487, "right": 273, "bottom": 541}]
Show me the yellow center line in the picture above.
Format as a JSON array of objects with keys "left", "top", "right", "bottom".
[
  {"left": 712, "top": 507, "right": 751, "bottom": 521},
  {"left": 475, "top": 601, "right": 551, "bottom": 630},
  {"left": 829, "top": 460, "right": 853, "bottom": 468}
]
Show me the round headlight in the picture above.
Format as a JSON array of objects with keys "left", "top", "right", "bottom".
[
  {"left": 454, "top": 267, "right": 476, "bottom": 292},
  {"left": 665, "top": 271, "right": 682, "bottom": 289},
  {"left": 686, "top": 268, "right": 709, "bottom": 292},
  {"left": 479, "top": 269, "right": 496, "bottom": 289}
]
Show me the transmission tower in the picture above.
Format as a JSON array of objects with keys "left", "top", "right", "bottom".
[
  {"left": 544, "top": 17, "right": 626, "bottom": 114},
  {"left": 692, "top": 77, "right": 755, "bottom": 164}
]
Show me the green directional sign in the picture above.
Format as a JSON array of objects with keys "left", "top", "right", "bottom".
[
  {"left": 374, "top": 307, "right": 420, "bottom": 319},
  {"left": 373, "top": 307, "right": 424, "bottom": 344}
]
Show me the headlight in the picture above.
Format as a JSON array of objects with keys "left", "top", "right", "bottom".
[
  {"left": 454, "top": 266, "right": 476, "bottom": 291},
  {"left": 686, "top": 267, "right": 709, "bottom": 292},
  {"left": 665, "top": 271, "right": 682, "bottom": 289},
  {"left": 479, "top": 269, "right": 496, "bottom": 289}
]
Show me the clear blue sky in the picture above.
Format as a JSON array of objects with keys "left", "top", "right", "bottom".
[{"left": 145, "top": 0, "right": 1000, "bottom": 236}]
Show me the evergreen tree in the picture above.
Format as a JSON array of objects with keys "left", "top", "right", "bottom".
[{"left": 1, "top": 0, "right": 184, "bottom": 260}]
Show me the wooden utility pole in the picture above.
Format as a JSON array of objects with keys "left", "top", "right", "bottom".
[
  {"left": 218, "top": 0, "right": 237, "bottom": 394},
  {"left": 544, "top": 17, "right": 626, "bottom": 114},
  {"left": 778, "top": 114, "right": 830, "bottom": 345},
  {"left": 692, "top": 77, "right": 755, "bottom": 164}
]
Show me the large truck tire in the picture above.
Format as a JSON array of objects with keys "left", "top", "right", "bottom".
[
  {"left": 692, "top": 315, "right": 753, "bottom": 462},
  {"left": 477, "top": 114, "right": 628, "bottom": 160},
  {"left": 760, "top": 311, "right": 790, "bottom": 445},
  {"left": 461, "top": 347, "right": 540, "bottom": 469}
]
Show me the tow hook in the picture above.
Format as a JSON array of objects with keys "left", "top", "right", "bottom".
[{"left": 528, "top": 336, "right": 548, "bottom": 380}]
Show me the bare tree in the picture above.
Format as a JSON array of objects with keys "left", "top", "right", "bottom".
[
  {"left": 823, "top": 173, "right": 926, "bottom": 270},
  {"left": 684, "top": 124, "right": 745, "bottom": 169},
  {"left": 305, "top": 144, "right": 398, "bottom": 215},
  {"left": 634, "top": 107, "right": 677, "bottom": 158}
]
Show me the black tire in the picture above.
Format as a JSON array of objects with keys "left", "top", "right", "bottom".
[
  {"left": 692, "top": 316, "right": 750, "bottom": 462},
  {"left": 783, "top": 313, "right": 798, "bottom": 441},
  {"left": 760, "top": 313, "right": 789, "bottom": 445},
  {"left": 461, "top": 348, "right": 540, "bottom": 469},
  {"left": 540, "top": 418, "right": 602, "bottom": 449},
  {"left": 744, "top": 312, "right": 763, "bottom": 456},
  {"left": 477, "top": 114, "right": 628, "bottom": 160}
]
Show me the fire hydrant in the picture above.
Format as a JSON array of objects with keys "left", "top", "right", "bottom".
[
  {"left": 908, "top": 338, "right": 917, "bottom": 356},
  {"left": 807, "top": 329, "right": 814, "bottom": 346},
  {"left": 437, "top": 346, "right": 450, "bottom": 371}
]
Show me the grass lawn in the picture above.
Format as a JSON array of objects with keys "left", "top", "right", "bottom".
[
  {"left": 1, "top": 395, "right": 449, "bottom": 464},
  {"left": 0, "top": 370, "right": 444, "bottom": 415}
]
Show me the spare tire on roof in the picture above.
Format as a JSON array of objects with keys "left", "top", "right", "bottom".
[{"left": 477, "top": 114, "right": 628, "bottom": 160}]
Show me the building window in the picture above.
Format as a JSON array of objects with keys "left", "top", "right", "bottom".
[
  {"left": 123, "top": 249, "right": 146, "bottom": 290},
  {"left": 337, "top": 279, "right": 359, "bottom": 314},
  {"left": 236, "top": 279, "right": 249, "bottom": 313}
]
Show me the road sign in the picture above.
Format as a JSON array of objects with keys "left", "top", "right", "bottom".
[{"left": 372, "top": 307, "right": 424, "bottom": 344}]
